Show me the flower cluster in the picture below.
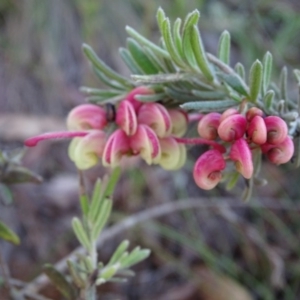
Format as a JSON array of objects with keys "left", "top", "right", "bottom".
[
  {"left": 193, "top": 107, "right": 294, "bottom": 190},
  {"left": 25, "top": 87, "right": 188, "bottom": 171}
]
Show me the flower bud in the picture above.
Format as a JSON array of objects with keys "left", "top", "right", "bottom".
[
  {"left": 197, "top": 112, "right": 221, "bottom": 140},
  {"left": 230, "top": 138, "right": 253, "bottom": 179},
  {"left": 137, "top": 103, "right": 172, "bottom": 138},
  {"left": 247, "top": 115, "right": 267, "bottom": 145},
  {"left": 168, "top": 109, "right": 188, "bottom": 137},
  {"left": 219, "top": 108, "right": 238, "bottom": 123},
  {"left": 264, "top": 116, "right": 288, "bottom": 145},
  {"left": 261, "top": 136, "right": 294, "bottom": 165},
  {"left": 68, "top": 130, "right": 106, "bottom": 170},
  {"left": 116, "top": 100, "right": 137, "bottom": 136},
  {"left": 67, "top": 104, "right": 107, "bottom": 130},
  {"left": 102, "top": 129, "right": 131, "bottom": 168},
  {"left": 193, "top": 150, "right": 226, "bottom": 190},
  {"left": 130, "top": 125, "right": 161, "bottom": 165},
  {"left": 126, "top": 86, "right": 154, "bottom": 112},
  {"left": 218, "top": 114, "right": 247, "bottom": 142},
  {"left": 246, "top": 107, "right": 264, "bottom": 121},
  {"left": 158, "top": 137, "right": 186, "bottom": 170}
]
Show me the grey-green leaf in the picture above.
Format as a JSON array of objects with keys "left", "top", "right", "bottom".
[
  {"left": 262, "top": 51, "right": 273, "bottom": 94},
  {"left": 218, "top": 30, "right": 231, "bottom": 65},
  {"left": 279, "top": 66, "right": 288, "bottom": 101},
  {"left": 263, "top": 90, "right": 275, "bottom": 109},
  {"left": 181, "top": 99, "right": 237, "bottom": 111},
  {"left": 190, "top": 25, "right": 214, "bottom": 81},
  {"left": 218, "top": 73, "right": 249, "bottom": 97},
  {"left": 72, "top": 217, "right": 91, "bottom": 251},
  {"left": 249, "top": 59, "right": 263, "bottom": 103},
  {"left": 234, "top": 62, "right": 246, "bottom": 80},
  {"left": 108, "top": 240, "right": 130, "bottom": 266},
  {"left": 0, "top": 220, "right": 20, "bottom": 245},
  {"left": 44, "top": 264, "right": 77, "bottom": 300}
]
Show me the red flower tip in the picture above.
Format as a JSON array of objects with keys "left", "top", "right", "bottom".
[
  {"left": 230, "top": 138, "right": 253, "bottom": 179},
  {"left": 261, "top": 136, "right": 294, "bottom": 165},
  {"left": 193, "top": 149, "right": 226, "bottom": 190},
  {"left": 247, "top": 115, "right": 267, "bottom": 145},
  {"left": 264, "top": 116, "right": 288, "bottom": 145},
  {"left": 197, "top": 112, "right": 221, "bottom": 140},
  {"left": 218, "top": 114, "right": 247, "bottom": 142}
]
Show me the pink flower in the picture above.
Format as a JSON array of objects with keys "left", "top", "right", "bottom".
[
  {"left": 264, "top": 116, "right": 288, "bottom": 145},
  {"left": 116, "top": 100, "right": 137, "bottom": 136},
  {"left": 193, "top": 149, "right": 226, "bottom": 190},
  {"left": 247, "top": 115, "right": 267, "bottom": 145},
  {"left": 126, "top": 86, "right": 154, "bottom": 112},
  {"left": 158, "top": 137, "right": 186, "bottom": 170},
  {"left": 218, "top": 114, "right": 247, "bottom": 142},
  {"left": 261, "top": 136, "right": 294, "bottom": 165},
  {"left": 102, "top": 129, "right": 131, "bottom": 168},
  {"left": 230, "top": 138, "right": 253, "bottom": 179},
  {"left": 246, "top": 107, "right": 264, "bottom": 121},
  {"left": 168, "top": 109, "right": 188, "bottom": 137},
  {"left": 68, "top": 130, "right": 106, "bottom": 170},
  {"left": 137, "top": 103, "right": 172, "bottom": 138},
  {"left": 67, "top": 104, "right": 107, "bottom": 130},
  {"left": 197, "top": 112, "right": 221, "bottom": 140},
  {"left": 130, "top": 125, "right": 161, "bottom": 165},
  {"left": 219, "top": 108, "right": 238, "bottom": 123}
]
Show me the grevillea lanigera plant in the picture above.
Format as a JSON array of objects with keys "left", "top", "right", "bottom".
[{"left": 23, "top": 7, "right": 300, "bottom": 299}]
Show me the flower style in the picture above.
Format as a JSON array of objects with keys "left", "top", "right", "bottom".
[
  {"left": 230, "top": 138, "right": 253, "bottom": 179},
  {"left": 116, "top": 100, "right": 138, "bottom": 136},
  {"left": 193, "top": 149, "right": 226, "bottom": 190}
]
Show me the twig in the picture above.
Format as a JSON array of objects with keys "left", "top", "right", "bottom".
[{"left": 20, "top": 197, "right": 300, "bottom": 294}]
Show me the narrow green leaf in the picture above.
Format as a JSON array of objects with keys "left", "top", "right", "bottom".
[
  {"left": 72, "top": 217, "right": 91, "bottom": 251},
  {"left": 99, "top": 265, "right": 119, "bottom": 281},
  {"left": 125, "top": 26, "right": 169, "bottom": 58},
  {"left": 279, "top": 66, "right": 288, "bottom": 101},
  {"left": 226, "top": 172, "right": 240, "bottom": 191},
  {"left": 43, "top": 264, "right": 77, "bottom": 300},
  {"left": 91, "top": 199, "right": 112, "bottom": 240},
  {"left": 249, "top": 59, "right": 263, "bottom": 103},
  {"left": 0, "top": 183, "right": 13, "bottom": 205},
  {"left": 67, "top": 260, "right": 86, "bottom": 289},
  {"left": 103, "top": 167, "right": 121, "bottom": 198},
  {"left": 263, "top": 90, "right": 275, "bottom": 109},
  {"left": 262, "top": 52, "right": 273, "bottom": 94},
  {"left": 119, "top": 48, "right": 143, "bottom": 74},
  {"left": 242, "top": 177, "right": 253, "bottom": 202},
  {"left": 218, "top": 73, "right": 249, "bottom": 96},
  {"left": 0, "top": 220, "right": 20, "bottom": 245},
  {"left": 180, "top": 99, "right": 237, "bottom": 111},
  {"left": 165, "top": 87, "right": 201, "bottom": 102},
  {"left": 218, "top": 30, "right": 231, "bottom": 65},
  {"left": 182, "top": 10, "right": 200, "bottom": 69},
  {"left": 173, "top": 18, "right": 184, "bottom": 59},
  {"left": 161, "top": 18, "right": 184, "bottom": 67},
  {"left": 80, "top": 194, "right": 89, "bottom": 217},
  {"left": 135, "top": 93, "right": 166, "bottom": 102},
  {"left": 143, "top": 48, "right": 168, "bottom": 72},
  {"left": 92, "top": 67, "right": 127, "bottom": 90},
  {"left": 127, "top": 39, "right": 159, "bottom": 74},
  {"left": 82, "top": 44, "right": 132, "bottom": 88},
  {"left": 156, "top": 7, "right": 166, "bottom": 32},
  {"left": 87, "top": 94, "right": 126, "bottom": 105},
  {"left": 190, "top": 25, "right": 214, "bottom": 81},
  {"left": 132, "top": 73, "right": 190, "bottom": 84},
  {"left": 120, "top": 249, "right": 151, "bottom": 269},
  {"left": 108, "top": 240, "right": 130, "bottom": 266},
  {"left": 88, "top": 178, "right": 104, "bottom": 223},
  {"left": 293, "top": 69, "right": 300, "bottom": 84},
  {"left": 234, "top": 62, "right": 246, "bottom": 80},
  {"left": 192, "top": 90, "right": 227, "bottom": 100},
  {"left": 80, "top": 87, "right": 123, "bottom": 98}
]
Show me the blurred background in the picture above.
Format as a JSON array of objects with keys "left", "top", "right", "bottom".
[{"left": 1, "top": 0, "right": 300, "bottom": 299}]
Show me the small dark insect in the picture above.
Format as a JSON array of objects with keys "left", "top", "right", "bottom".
[{"left": 105, "top": 103, "right": 116, "bottom": 122}]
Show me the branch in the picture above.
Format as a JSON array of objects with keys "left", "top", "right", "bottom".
[{"left": 21, "top": 197, "right": 300, "bottom": 294}]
